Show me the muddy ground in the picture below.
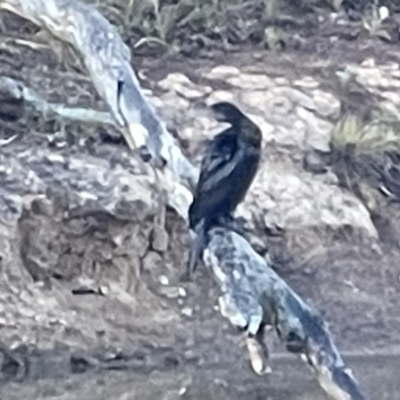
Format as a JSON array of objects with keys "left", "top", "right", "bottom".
[
  {"left": 1, "top": 355, "right": 400, "bottom": 400},
  {"left": 1, "top": 2, "right": 400, "bottom": 400}
]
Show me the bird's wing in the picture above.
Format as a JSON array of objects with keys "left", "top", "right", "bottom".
[
  {"left": 188, "top": 130, "right": 237, "bottom": 228},
  {"left": 197, "top": 129, "right": 238, "bottom": 193}
]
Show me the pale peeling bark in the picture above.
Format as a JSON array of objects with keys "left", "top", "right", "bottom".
[
  {"left": 205, "top": 228, "right": 367, "bottom": 400},
  {"left": 0, "top": 1, "right": 368, "bottom": 399}
]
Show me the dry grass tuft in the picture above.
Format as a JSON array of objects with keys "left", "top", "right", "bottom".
[
  {"left": 331, "top": 114, "right": 400, "bottom": 155},
  {"left": 330, "top": 114, "right": 400, "bottom": 205},
  {"left": 86, "top": 0, "right": 318, "bottom": 55}
]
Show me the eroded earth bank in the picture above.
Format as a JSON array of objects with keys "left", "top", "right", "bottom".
[{"left": 1, "top": 4, "right": 400, "bottom": 400}]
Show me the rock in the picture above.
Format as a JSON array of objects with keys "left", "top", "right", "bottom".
[
  {"left": 159, "top": 91, "right": 190, "bottom": 113},
  {"left": 181, "top": 307, "right": 193, "bottom": 317},
  {"left": 239, "top": 160, "right": 378, "bottom": 245},
  {"left": 270, "top": 87, "right": 316, "bottom": 110},
  {"left": 151, "top": 225, "right": 169, "bottom": 253},
  {"left": 158, "top": 73, "right": 211, "bottom": 100},
  {"left": 274, "top": 77, "right": 290, "bottom": 86},
  {"left": 303, "top": 150, "right": 330, "bottom": 174},
  {"left": 294, "top": 76, "right": 319, "bottom": 89},
  {"left": 311, "top": 89, "right": 341, "bottom": 119},
  {"left": 206, "top": 90, "right": 235, "bottom": 105},
  {"left": 158, "top": 286, "right": 185, "bottom": 299},
  {"left": 159, "top": 275, "right": 169, "bottom": 286},
  {"left": 297, "top": 107, "right": 333, "bottom": 152},
  {"left": 226, "top": 74, "right": 274, "bottom": 90},
  {"left": 204, "top": 65, "right": 241, "bottom": 80},
  {"left": 0, "top": 142, "right": 185, "bottom": 361},
  {"left": 71, "top": 277, "right": 102, "bottom": 295}
]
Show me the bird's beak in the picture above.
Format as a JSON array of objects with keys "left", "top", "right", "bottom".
[{"left": 211, "top": 110, "right": 227, "bottom": 122}]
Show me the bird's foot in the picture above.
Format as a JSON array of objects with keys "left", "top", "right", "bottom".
[
  {"left": 284, "top": 330, "right": 307, "bottom": 354},
  {"left": 179, "top": 270, "right": 193, "bottom": 282},
  {"left": 180, "top": 256, "right": 198, "bottom": 282},
  {"left": 217, "top": 215, "right": 244, "bottom": 235}
]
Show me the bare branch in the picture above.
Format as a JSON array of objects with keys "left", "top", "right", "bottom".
[
  {"left": 1, "top": 1, "right": 368, "bottom": 399},
  {"left": 205, "top": 228, "right": 368, "bottom": 400},
  {"left": 0, "top": 76, "right": 115, "bottom": 126},
  {"left": 0, "top": 75, "right": 192, "bottom": 217}
]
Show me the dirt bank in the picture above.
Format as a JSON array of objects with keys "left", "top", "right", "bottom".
[{"left": 1, "top": 3, "right": 400, "bottom": 400}]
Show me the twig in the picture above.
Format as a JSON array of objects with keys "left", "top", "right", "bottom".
[{"left": 1, "top": 1, "right": 369, "bottom": 399}]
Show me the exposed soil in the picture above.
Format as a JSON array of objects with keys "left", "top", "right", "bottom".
[
  {"left": 0, "top": 355, "right": 399, "bottom": 400},
  {"left": 1, "top": 3, "right": 400, "bottom": 400}
]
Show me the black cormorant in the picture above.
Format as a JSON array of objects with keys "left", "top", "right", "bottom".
[{"left": 186, "top": 101, "right": 262, "bottom": 279}]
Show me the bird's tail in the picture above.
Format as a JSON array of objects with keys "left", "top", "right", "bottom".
[{"left": 186, "top": 219, "right": 207, "bottom": 279}]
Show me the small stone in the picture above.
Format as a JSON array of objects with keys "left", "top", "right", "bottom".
[
  {"left": 71, "top": 277, "right": 99, "bottom": 295},
  {"left": 233, "top": 270, "right": 241, "bottom": 280},
  {"left": 274, "top": 77, "right": 290, "bottom": 85},
  {"left": 160, "top": 92, "right": 190, "bottom": 109},
  {"left": 181, "top": 307, "right": 193, "bottom": 317},
  {"left": 142, "top": 251, "right": 164, "bottom": 274},
  {"left": 99, "top": 285, "right": 109, "bottom": 296},
  {"left": 159, "top": 275, "right": 169, "bottom": 286},
  {"left": 158, "top": 73, "right": 211, "bottom": 100},
  {"left": 303, "top": 151, "right": 329, "bottom": 174},
  {"left": 312, "top": 89, "right": 340, "bottom": 118},
  {"left": 213, "top": 378, "right": 228, "bottom": 388},
  {"left": 226, "top": 74, "right": 274, "bottom": 90},
  {"left": 294, "top": 76, "right": 319, "bottom": 89},
  {"left": 30, "top": 197, "right": 53, "bottom": 217},
  {"left": 151, "top": 226, "right": 169, "bottom": 252},
  {"left": 297, "top": 107, "right": 332, "bottom": 152},
  {"left": 361, "top": 58, "right": 376, "bottom": 68},
  {"left": 379, "top": 6, "right": 389, "bottom": 21},
  {"left": 158, "top": 286, "right": 181, "bottom": 299},
  {"left": 204, "top": 65, "right": 241, "bottom": 79}
]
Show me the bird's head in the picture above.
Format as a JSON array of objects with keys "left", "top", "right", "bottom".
[{"left": 210, "top": 101, "right": 244, "bottom": 125}]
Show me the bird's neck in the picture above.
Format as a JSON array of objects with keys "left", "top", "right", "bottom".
[{"left": 237, "top": 118, "right": 261, "bottom": 147}]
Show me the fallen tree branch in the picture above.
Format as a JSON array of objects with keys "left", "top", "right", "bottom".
[
  {"left": 205, "top": 228, "right": 367, "bottom": 400},
  {"left": 0, "top": 75, "right": 190, "bottom": 215},
  {"left": 0, "top": 1, "right": 369, "bottom": 399},
  {"left": 0, "top": 76, "right": 115, "bottom": 127},
  {"left": 0, "top": 0, "right": 198, "bottom": 217}
]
